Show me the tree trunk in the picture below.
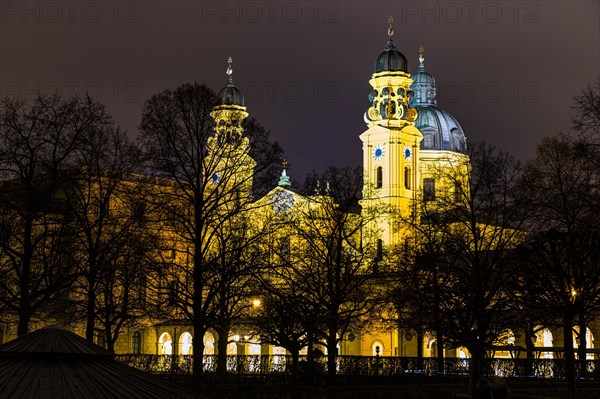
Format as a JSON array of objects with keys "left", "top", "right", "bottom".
[
  {"left": 18, "top": 220, "right": 33, "bottom": 337},
  {"left": 468, "top": 344, "right": 485, "bottom": 394},
  {"left": 563, "top": 312, "right": 576, "bottom": 389},
  {"left": 85, "top": 277, "right": 97, "bottom": 342},
  {"left": 577, "top": 316, "right": 587, "bottom": 379},
  {"left": 106, "top": 329, "right": 115, "bottom": 353},
  {"left": 433, "top": 262, "right": 444, "bottom": 373},
  {"left": 326, "top": 333, "right": 337, "bottom": 375},
  {"left": 291, "top": 347, "right": 300, "bottom": 380},
  {"left": 192, "top": 324, "right": 206, "bottom": 375},
  {"left": 524, "top": 326, "right": 535, "bottom": 376},
  {"left": 192, "top": 232, "right": 205, "bottom": 376},
  {"left": 416, "top": 327, "right": 424, "bottom": 370},
  {"left": 436, "top": 330, "right": 444, "bottom": 373},
  {"left": 17, "top": 311, "right": 31, "bottom": 337},
  {"left": 216, "top": 325, "right": 230, "bottom": 374}
]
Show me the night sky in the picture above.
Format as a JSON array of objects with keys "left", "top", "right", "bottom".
[{"left": 1, "top": 1, "right": 598, "bottom": 182}]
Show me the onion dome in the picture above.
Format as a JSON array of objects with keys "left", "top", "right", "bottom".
[
  {"left": 218, "top": 56, "right": 245, "bottom": 106},
  {"left": 374, "top": 16, "right": 408, "bottom": 73},
  {"left": 409, "top": 46, "right": 467, "bottom": 153}
]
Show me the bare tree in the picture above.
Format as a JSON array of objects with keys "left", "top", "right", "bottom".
[
  {"left": 399, "top": 143, "right": 527, "bottom": 392},
  {"left": 95, "top": 226, "right": 159, "bottom": 353},
  {"left": 252, "top": 212, "right": 324, "bottom": 377},
  {"left": 571, "top": 76, "right": 600, "bottom": 136},
  {"left": 138, "top": 82, "right": 283, "bottom": 374},
  {"left": 521, "top": 134, "right": 600, "bottom": 386},
  {"left": 0, "top": 94, "right": 112, "bottom": 336},
  {"left": 278, "top": 166, "right": 383, "bottom": 375},
  {"left": 59, "top": 123, "right": 154, "bottom": 346}
]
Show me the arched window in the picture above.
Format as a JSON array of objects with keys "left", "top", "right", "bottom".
[
  {"left": 424, "top": 134, "right": 434, "bottom": 149},
  {"left": 371, "top": 340, "right": 384, "bottom": 356},
  {"left": 454, "top": 182, "right": 462, "bottom": 203},
  {"left": 227, "top": 335, "right": 238, "bottom": 355},
  {"left": 203, "top": 331, "right": 215, "bottom": 355},
  {"left": 179, "top": 332, "right": 193, "bottom": 355},
  {"left": 423, "top": 178, "right": 435, "bottom": 201},
  {"left": 376, "top": 167, "right": 383, "bottom": 189},
  {"left": 404, "top": 167, "right": 411, "bottom": 189},
  {"left": 534, "top": 327, "right": 553, "bottom": 359},
  {"left": 132, "top": 331, "right": 141, "bottom": 354},
  {"left": 159, "top": 332, "right": 173, "bottom": 355}
]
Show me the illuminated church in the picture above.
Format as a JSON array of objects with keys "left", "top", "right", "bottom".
[
  {"left": 4, "top": 19, "right": 589, "bottom": 363},
  {"left": 141, "top": 19, "right": 473, "bottom": 359}
]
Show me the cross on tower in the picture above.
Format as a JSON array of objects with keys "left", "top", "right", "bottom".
[
  {"left": 387, "top": 16, "right": 394, "bottom": 38},
  {"left": 226, "top": 56, "right": 233, "bottom": 76}
]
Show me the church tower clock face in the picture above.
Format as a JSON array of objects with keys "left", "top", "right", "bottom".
[
  {"left": 372, "top": 145, "right": 385, "bottom": 161},
  {"left": 403, "top": 145, "right": 413, "bottom": 161}
]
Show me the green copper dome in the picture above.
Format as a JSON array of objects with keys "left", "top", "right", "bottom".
[{"left": 410, "top": 47, "right": 467, "bottom": 153}]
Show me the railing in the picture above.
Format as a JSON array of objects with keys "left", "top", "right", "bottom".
[{"left": 114, "top": 354, "right": 600, "bottom": 380}]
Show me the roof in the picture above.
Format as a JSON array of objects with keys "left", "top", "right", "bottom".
[
  {"left": 0, "top": 327, "right": 209, "bottom": 399},
  {"left": 414, "top": 105, "right": 467, "bottom": 153},
  {"left": 374, "top": 38, "right": 408, "bottom": 73}
]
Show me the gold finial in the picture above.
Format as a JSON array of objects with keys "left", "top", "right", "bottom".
[
  {"left": 282, "top": 159, "right": 288, "bottom": 170},
  {"left": 226, "top": 56, "right": 233, "bottom": 76},
  {"left": 419, "top": 45, "right": 425, "bottom": 64},
  {"left": 387, "top": 16, "right": 394, "bottom": 38}
]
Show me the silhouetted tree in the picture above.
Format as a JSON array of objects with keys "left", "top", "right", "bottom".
[
  {"left": 95, "top": 227, "right": 159, "bottom": 353},
  {"left": 253, "top": 214, "right": 324, "bottom": 377},
  {"left": 571, "top": 76, "right": 600, "bottom": 136},
  {"left": 138, "top": 82, "right": 283, "bottom": 374},
  {"left": 278, "top": 166, "right": 383, "bottom": 375},
  {"left": 0, "top": 94, "right": 112, "bottom": 336},
  {"left": 401, "top": 143, "right": 527, "bottom": 392},
  {"left": 520, "top": 134, "right": 600, "bottom": 387},
  {"left": 60, "top": 123, "right": 154, "bottom": 346}
]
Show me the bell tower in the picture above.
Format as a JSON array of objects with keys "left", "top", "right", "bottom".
[
  {"left": 360, "top": 17, "right": 422, "bottom": 246},
  {"left": 207, "top": 57, "right": 255, "bottom": 204}
]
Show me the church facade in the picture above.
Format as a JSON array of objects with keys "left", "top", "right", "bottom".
[{"left": 106, "top": 20, "right": 476, "bottom": 360}]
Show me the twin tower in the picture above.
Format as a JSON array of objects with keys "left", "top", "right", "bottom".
[{"left": 211, "top": 18, "right": 469, "bottom": 247}]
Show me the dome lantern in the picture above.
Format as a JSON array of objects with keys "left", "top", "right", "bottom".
[{"left": 410, "top": 45, "right": 437, "bottom": 106}]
